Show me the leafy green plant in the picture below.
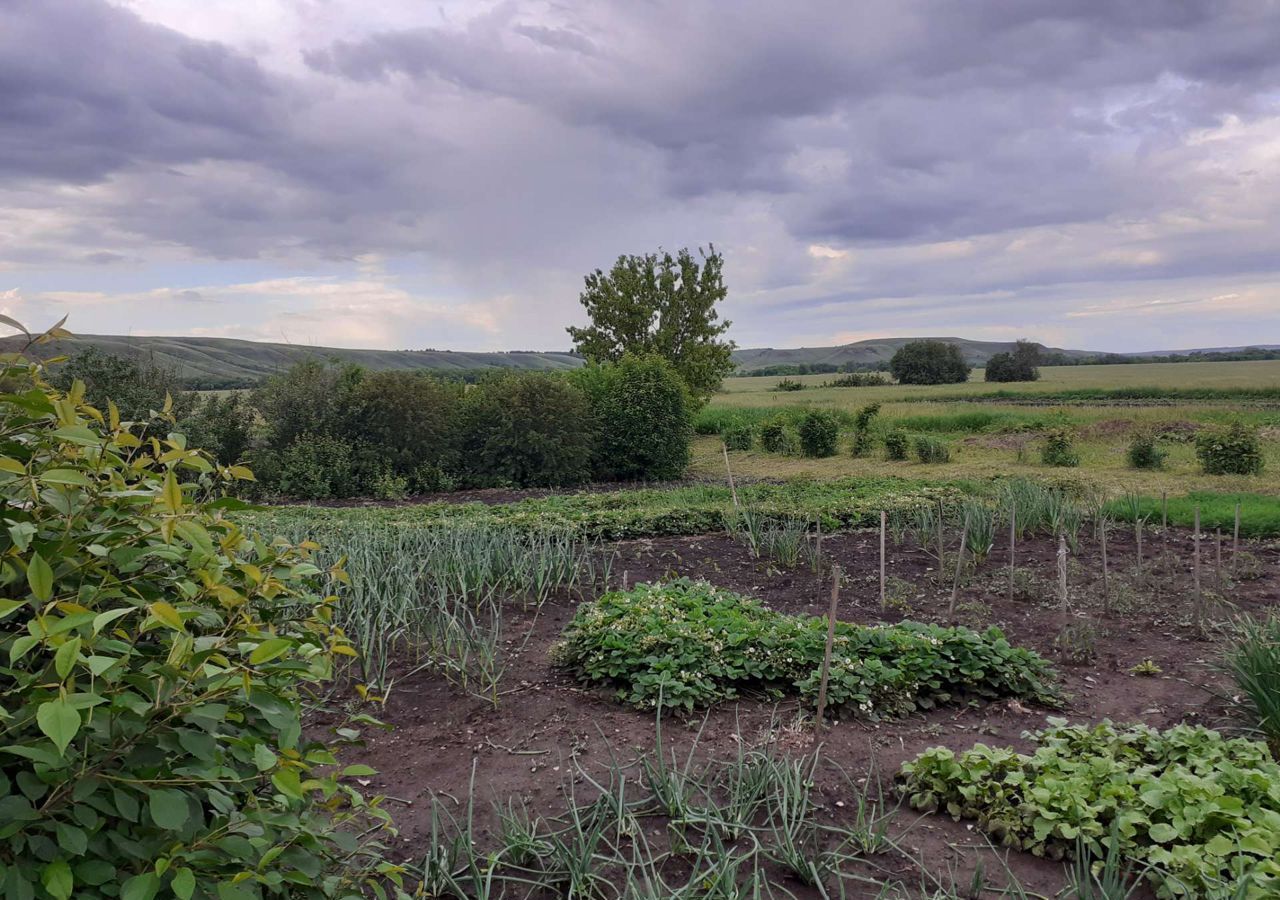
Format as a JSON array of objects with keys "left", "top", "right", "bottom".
[
  {"left": 884, "top": 429, "right": 909, "bottom": 461},
  {"left": 554, "top": 579, "right": 1057, "bottom": 715},
  {"left": 899, "top": 720, "right": 1280, "bottom": 897},
  {"left": 0, "top": 349, "right": 401, "bottom": 898},
  {"left": 1129, "top": 658, "right": 1162, "bottom": 677},
  {"left": 772, "top": 378, "right": 805, "bottom": 392},
  {"left": 758, "top": 418, "right": 796, "bottom": 454},
  {"left": 1196, "top": 422, "right": 1265, "bottom": 476},
  {"left": 1223, "top": 615, "right": 1280, "bottom": 757},
  {"left": 721, "top": 422, "right": 754, "bottom": 451},
  {"left": 914, "top": 436, "right": 951, "bottom": 463},
  {"left": 797, "top": 410, "right": 840, "bottom": 458},
  {"left": 850, "top": 403, "right": 881, "bottom": 457},
  {"left": 1127, "top": 432, "right": 1168, "bottom": 470},
  {"left": 1042, "top": 428, "right": 1081, "bottom": 467}
]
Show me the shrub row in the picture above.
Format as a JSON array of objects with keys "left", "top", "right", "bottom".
[
  {"left": 899, "top": 720, "right": 1280, "bottom": 896},
  {"left": 554, "top": 579, "right": 1058, "bottom": 715}
]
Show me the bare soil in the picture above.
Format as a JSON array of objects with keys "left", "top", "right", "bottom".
[{"left": 335, "top": 527, "right": 1280, "bottom": 897}]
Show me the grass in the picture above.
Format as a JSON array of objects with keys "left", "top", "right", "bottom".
[{"left": 1103, "top": 491, "right": 1280, "bottom": 537}]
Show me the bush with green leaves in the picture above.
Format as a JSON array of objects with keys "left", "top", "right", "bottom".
[
  {"left": 899, "top": 720, "right": 1280, "bottom": 897},
  {"left": 771, "top": 378, "right": 805, "bottom": 392},
  {"left": 850, "top": 403, "right": 881, "bottom": 457},
  {"left": 456, "top": 372, "right": 594, "bottom": 488},
  {"left": 0, "top": 351, "right": 402, "bottom": 899},
  {"left": 758, "top": 419, "right": 796, "bottom": 454},
  {"left": 1196, "top": 422, "right": 1265, "bottom": 476},
  {"left": 721, "top": 422, "right": 754, "bottom": 451},
  {"left": 555, "top": 579, "right": 1057, "bottom": 715},
  {"left": 573, "top": 354, "right": 693, "bottom": 481},
  {"left": 1127, "top": 432, "right": 1167, "bottom": 470},
  {"left": 913, "top": 436, "right": 950, "bottom": 463},
  {"left": 1041, "top": 428, "right": 1080, "bottom": 467},
  {"left": 884, "top": 430, "right": 909, "bottom": 461},
  {"left": 796, "top": 410, "right": 840, "bottom": 458},
  {"left": 181, "top": 392, "right": 256, "bottom": 466},
  {"left": 888, "top": 340, "right": 971, "bottom": 385}
]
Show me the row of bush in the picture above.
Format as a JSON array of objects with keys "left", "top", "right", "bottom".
[
  {"left": 720, "top": 412, "right": 1266, "bottom": 475},
  {"left": 62, "top": 350, "right": 699, "bottom": 499}
]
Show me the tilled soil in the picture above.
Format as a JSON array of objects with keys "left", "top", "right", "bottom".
[{"left": 335, "top": 527, "right": 1280, "bottom": 897}]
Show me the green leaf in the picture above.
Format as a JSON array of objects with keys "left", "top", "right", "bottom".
[
  {"left": 147, "top": 788, "right": 190, "bottom": 831},
  {"left": 148, "top": 601, "right": 184, "bottom": 632},
  {"left": 39, "top": 468, "right": 92, "bottom": 486},
  {"left": 271, "top": 768, "right": 304, "bottom": 800},
  {"left": 0, "top": 598, "right": 27, "bottom": 620},
  {"left": 171, "top": 868, "right": 196, "bottom": 900},
  {"left": 1147, "top": 822, "right": 1179, "bottom": 844},
  {"left": 54, "top": 637, "right": 81, "bottom": 680},
  {"left": 120, "top": 872, "right": 160, "bottom": 900},
  {"left": 253, "top": 743, "right": 278, "bottom": 772},
  {"left": 36, "top": 698, "right": 80, "bottom": 756},
  {"left": 249, "top": 637, "right": 292, "bottom": 665},
  {"left": 41, "top": 860, "right": 73, "bottom": 900},
  {"left": 91, "top": 607, "right": 132, "bottom": 635},
  {"left": 27, "top": 551, "right": 53, "bottom": 602},
  {"left": 9, "top": 634, "right": 39, "bottom": 664},
  {"left": 161, "top": 469, "right": 183, "bottom": 514}
]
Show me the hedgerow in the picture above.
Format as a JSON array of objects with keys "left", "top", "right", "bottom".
[
  {"left": 899, "top": 720, "right": 1280, "bottom": 897},
  {"left": 554, "top": 580, "right": 1057, "bottom": 715}
]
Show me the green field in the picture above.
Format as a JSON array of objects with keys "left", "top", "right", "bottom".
[{"left": 699, "top": 360, "right": 1280, "bottom": 497}]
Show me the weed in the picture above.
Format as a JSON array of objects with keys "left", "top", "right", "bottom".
[{"left": 1129, "top": 658, "right": 1162, "bottom": 677}]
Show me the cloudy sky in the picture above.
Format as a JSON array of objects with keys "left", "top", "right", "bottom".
[{"left": 3, "top": 0, "right": 1279, "bottom": 353}]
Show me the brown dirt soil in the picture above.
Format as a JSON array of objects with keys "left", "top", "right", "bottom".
[{"left": 331, "top": 528, "right": 1280, "bottom": 898}]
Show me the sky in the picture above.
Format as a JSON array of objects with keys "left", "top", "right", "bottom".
[{"left": 2, "top": 0, "right": 1279, "bottom": 354}]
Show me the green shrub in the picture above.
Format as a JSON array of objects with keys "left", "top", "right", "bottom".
[
  {"left": 1196, "top": 422, "right": 1265, "bottom": 475},
  {"left": 457, "top": 373, "right": 594, "bottom": 488},
  {"left": 913, "top": 436, "right": 950, "bottom": 463},
  {"left": 888, "top": 340, "right": 971, "bottom": 385},
  {"left": 268, "top": 433, "right": 355, "bottom": 500},
  {"left": 722, "top": 422, "right": 754, "bottom": 451},
  {"left": 574, "top": 354, "right": 693, "bottom": 481},
  {"left": 772, "top": 378, "right": 805, "bottom": 392},
  {"left": 758, "top": 419, "right": 796, "bottom": 454},
  {"left": 825, "top": 372, "right": 889, "bottom": 388},
  {"left": 797, "top": 410, "right": 840, "bottom": 457},
  {"left": 1225, "top": 615, "right": 1280, "bottom": 757},
  {"left": 851, "top": 403, "right": 881, "bottom": 457},
  {"left": 348, "top": 370, "right": 463, "bottom": 485},
  {"left": 1126, "top": 432, "right": 1167, "bottom": 469},
  {"left": 556, "top": 579, "right": 1057, "bottom": 715},
  {"left": 0, "top": 353, "right": 398, "bottom": 899},
  {"left": 884, "top": 430, "right": 910, "bottom": 461},
  {"left": 899, "top": 720, "right": 1280, "bottom": 896},
  {"left": 180, "top": 392, "right": 256, "bottom": 466},
  {"left": 1041, "top": 428, "right": 1080, "bottom": 467}
]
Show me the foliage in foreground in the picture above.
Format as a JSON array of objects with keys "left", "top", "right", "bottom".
[
  {"left": 899, "top": 720, "right": 1280, "bottom": 898},
  {"left": 0, "top": 354, "right": 399, "bottom": 898},
  {"left": 1224, "top": 615, "right": 1280, "bottom": 757},
  {"left": 554, "top": 580, "right": 1057, "bottom": 715}
]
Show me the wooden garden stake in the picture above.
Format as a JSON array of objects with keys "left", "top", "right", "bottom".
[
  {"left": 1193, "top": 506, "right": 1203, "bottom": 630},
  {"left": 948, "top": 519, "right": 968, "bottom": 617},
  {"left": 1161, "top": 491, "right": 1167, "bottom": 529},
  {"left": 1215, "top": 528, "right": 1223, "bottom": 590},
  {"left": 1135, "top": 519, "right": 1143, "bottom": 582},
  {"left": 1057, "top": 534, "right": 1068, "bottom": 611},
  {"left": 936, "top": 501, "right": 946, "bottom": 585},
  {"left": 879, "top": 510, "right": 886, "bottom": 611},
  {"left": 1008, "top": 504, "right": 1016, "bottom": 603},
  {"left": 1233, "top": 502, "right": 1241, "bottom": 575},
  {"left": 622, "top": 570, "right": 629, "bottom": 591},
  {"left": 1100, "top": 520, "right": 1110, "bottom": 615},
  {"left": 813, "top": 566, "right": 842, "bottom": 742},
  {"left": 722, "top": 443, "right": 739, "bottom": 509}
]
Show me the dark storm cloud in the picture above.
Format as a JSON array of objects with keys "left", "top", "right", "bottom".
[{"left": 2, "top": 0, "right": 1280, "bottom": 350}]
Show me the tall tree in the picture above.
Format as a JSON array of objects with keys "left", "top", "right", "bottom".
[
  {"left": 888, "top": 340, "right": 972, "bottom": 385},
  {"left": 985, "top": 340, "right": 1042, "bottom": 382},
  {"left": 567, "top": 246, "right": 735, "bottom": 402}
]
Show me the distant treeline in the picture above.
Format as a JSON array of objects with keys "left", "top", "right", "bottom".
[
  {"left": 737, "top": 361, "right": 891, "bottom": 377},
  {"left": 182, "top": 366, "right": 571, "bottom": 391},
  {"left": 1040, "top": 348, "right": 1280, "bottom": 366}
]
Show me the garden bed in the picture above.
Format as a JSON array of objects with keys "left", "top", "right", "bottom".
[{"left": 329, "top": 525, "right": 1280, "bottom": 897}]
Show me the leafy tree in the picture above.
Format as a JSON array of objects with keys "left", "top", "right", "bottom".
[
  {"left": 888, "top": 341, "right": 972, "bottom": 385},
  {"left": 250, "top": 359, "right": 363, "bottom": 453},
  {"left": 456, "top": 373, "right": 594, "bottom": 488},
  {"left": 50, "top": 346, "right": 195, "bottom": 427},
  {"left": 0, "top": 337, "right": 402, "bottom": 899},
  {"left": 573, "top": 354, "right": 693, "bottom": 481},
  {"left": 180, "top": 391, "right": 256, "bottom": 465},
  {"left": 567, "top": 246, "right": 735, "bottom": 402},
  {"left": 985, "top": 340, "right": 1042, "bottom": 382},
  {"left": 347, "top": 371, "right": 464, "bottom": 492}
]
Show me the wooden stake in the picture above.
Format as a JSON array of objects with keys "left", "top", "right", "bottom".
[
  {"left": 948, "top": 520, "right": 968, "bottom": 617},
  {"left": 1161, "top": 492, "right": 1168, "bottom": 529},
  {"left": 936, "top": 501, "right": 946, "bottom": 584},
  {"left": 722, "top": 443, "right": 739, "bottom": 509},
  {"left": 879, "top": 510, "right": 886, "bottom": 611},
  {"left": 815, "top": 518, "right": 823, "bottom": 572},
  {"left": 1100, "top": 520, "right": 1110, "bottom": 615},
  {"left": 813, "top": 566, "right": 842, "bottom": 741},
  {"left": 1135, "top": 519, "right": 1143, "bottom": 582},
  {"left": 1057, "top": 534, "right": 1068, "bottom": 611},
  {"left": 1215, "top": 528, "right": 1223, "bottom": 590},
  {"left": 1008, "top": 504, "right": 1017, "bottom": 603},
  {"left": 622, "top": 570, "right": 629, "bottom": 591},
  {"left": 1193, "top": 506, "right": 1202, "bottom": 630},
  {"left": 1233, "top": 502, "right": 1241, "bottom": 576}
]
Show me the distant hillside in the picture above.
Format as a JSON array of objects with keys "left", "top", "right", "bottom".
[
  {"left": 0, "top": 334, "right": 584, "bottom": 388},
  {"left": 730, "top": 337, "right": 1095, "bottom": 372}
]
